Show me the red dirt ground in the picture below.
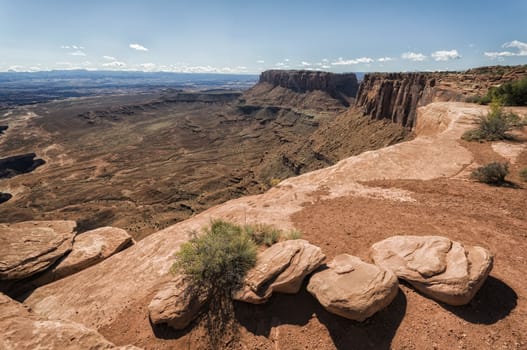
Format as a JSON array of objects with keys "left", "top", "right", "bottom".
[{"left": 100, "top": 141, "right": 527, "bottom": 350}]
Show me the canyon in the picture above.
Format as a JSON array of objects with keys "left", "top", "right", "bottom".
[{"left": 1, "top": 66, "right": 527, "bottom": 349}]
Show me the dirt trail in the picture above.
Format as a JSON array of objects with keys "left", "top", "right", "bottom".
[{"left": 24, "top": 102, "right": 527, "bottom": 349}]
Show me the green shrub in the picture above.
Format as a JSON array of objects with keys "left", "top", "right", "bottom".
[
  {"left": 471, "top": 76, "right": 527, "bottom": 106},
  {"left": 520, "top": 167, "right": 527, "bottom": 182},
  {"left": 171, "top": 220, "right": 257, "bottom": 294},
  {"left": 471, "top": 162, "right": 509, "bottom": 184},
  {"left": 462, "top": 101, "right": 521, "bottom": 141},
  {"left": 244, "top": 223, "right": 281, "bottom": 246},
  {"left": 284, "top": 229, "right": 302, "bottom": 240}
]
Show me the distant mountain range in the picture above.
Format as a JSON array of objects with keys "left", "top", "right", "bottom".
[{"left": 0, "top": 70, "right": 259, "bottom": 107}]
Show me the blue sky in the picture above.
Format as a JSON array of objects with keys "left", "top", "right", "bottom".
[{"left": 1, "top": 0, "right": 526, "bottom": 73}]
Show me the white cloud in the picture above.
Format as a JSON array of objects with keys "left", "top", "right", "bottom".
[
  {"left": 61, "top": 45, "right": 84, "bottom": 50},
  {"left": 70, "top": 50, "right": 86, "bottom": 56},
  {"left": 503, "top": 40, "right": 527, "bottom": 55},
  {"left": 377, "top": 57, "right": 394, "bottom": 62},
  {"left": 321, "top": 65, "right": 331, "bottom": 69},
  {"left": 484, "top": 40, "right": 527, "bottom": 60},
  {"left": 431, "top": 49, "right": 461, "bottom": 61},
  {"left": 256, "top": 60, "right": 265, "bottom": 64},
  {"left": 103, "top": 55, "right": 116, "bottom": 61},
  {"left": 139, "top": 63, "right": 156, "bottom": 71},
  {"left": 484, "top": 51, "right": 514, "bottom": 59},
  {"left": 102, "top": 61, "right": 127, "bottom": 68},
  {"left": 301, "top": 61, "right": 311, "bottom": 66},
  {"left": 401, "top": 52, "right": 427, "bottom": 61},
  {"left": 129, "top": 43, "right": 149, "bottom": 51},
  {"left": 331, "top": 57, "right": 374, "bottom": 65}
]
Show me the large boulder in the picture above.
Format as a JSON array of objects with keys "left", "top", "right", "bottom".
[
  {"left": 45, "top": 226, "right": 133, "bottom": 280},
  {"left": 148, "top": 275, "right": 209, "bottom": 330},
  {"left": 307, "top": 254, "right": 399, "bottom": 321},
  {"left": 232, "top": 239, "right": 325, "bottom": 304},
  {"left": 0, "top": 292, "right": 138, "bottom": 350},
  {"left": 0, "top": 220, "right": 76, "bottom": 280},
  {"left": 371, "top": 235, "right": 493, "bottom": 305}
]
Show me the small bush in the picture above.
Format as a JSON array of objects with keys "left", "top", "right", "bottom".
[
  {"left": 269, "top": 178, "right": 281, "bottom": 187},
  {"left": 171, "top": 220, "right": 257, "bottom": 294},
  {"left": 284, "top": 229, "right": 302, "bottom": 240},
  {"left": 462, "top": 101, "right": 521, "bottom": 141},
  {"left": 470, "top": 76, "right": 527, "bottom": 106},
  {"left": 244, "top": 223, "right": 281, "bottom": 246},
  {"left": 471, "top": 162, "right": 509, "bottom": 184},
  {"left": 520, "top": 168, "right": 527, "bottom": 182}
]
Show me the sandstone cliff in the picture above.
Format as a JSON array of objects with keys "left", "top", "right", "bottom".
[
  {"left": 355, "top": 65, "right": 527, "bottom": 128},
  {"left": 242, "top": 70, "right": 359, "bottom": 113},
  {"left": 259, "top": 70, "right": 358, "bottom": 97}
]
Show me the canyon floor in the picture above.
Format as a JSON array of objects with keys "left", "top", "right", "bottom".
[
  {"left": 21, "top": 102, "right": 527, "bottom": 350},
  {"left": 0, "top": 89, "right": 407, "bottom": 240}
]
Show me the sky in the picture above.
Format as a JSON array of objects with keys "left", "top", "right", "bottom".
[{"left": 1, "top": 0, "right": 526, "bottom": 74}]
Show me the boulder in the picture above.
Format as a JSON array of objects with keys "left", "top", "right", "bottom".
[
  {"left": 371, "top": 235, "right": 493, "bottom": 305},
  {"left": 233, "top": 239, "right": 325, "bottom": 304},
  {"left": 0, "top": 292, "right": 138, "bottom": 350},
  {"left": 307, "top": 254, "right": 399, "bottom": 321},
  {"left": 0, "top": 220, "right": 76, "bottom": 280},
  {"left": 148, "top": 275, "right": 209, "bottom": 330},
  {"left": 47, "top": 226, "right": 133, "bottom": 279}
]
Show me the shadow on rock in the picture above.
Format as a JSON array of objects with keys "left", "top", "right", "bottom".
[
  {"left": 150, "top": 317, "right": 194, "bottom": 340},
  {"left": 235, "top": 283, "right": 407, "bottom": 350},
  {"left": 441, "top": 276, "right": 517, "bottom": 325}
]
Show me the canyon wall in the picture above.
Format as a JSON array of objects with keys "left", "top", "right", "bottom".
[
  {"left": 355, "top": 65, "right": 527, "bottom": 128},
  {"left": 259, "top": 70, "right": 359, "bottom": 97}
]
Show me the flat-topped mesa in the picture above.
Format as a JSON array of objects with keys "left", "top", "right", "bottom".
[
  {"left": 259, "top": 70, "right": 359, "bottom": 98},
  {"left": 355, "top": 65, "right": 527, "bottom": 128}
]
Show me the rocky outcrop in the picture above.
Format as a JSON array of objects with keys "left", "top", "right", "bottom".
[
  {"left": 148, "top": 275, "right": 209, "bottom": 330},
  {"left": 0, "top": 153, "right": 45, "bottom": 179},
  {"left": 32, "top": 227, "right": 133, "bottom": 286},
  {"left": 259, "top": 70, "right": 359, "bottom": 97},
  {"left": 371, "top": 235, "right": 493, "bottom": 305},
  {"left": 355, "top": 65, "right": 527, "bottom": 128},
  {"left": 307, "top": 254, "right": 399, "bottom": 321},
  {"left": 0, "top": 220, "right": 76, "bottom": 280},
  {"left": 0, "top": 292, "right": 139, "bottom": 350},
  {"left": 233, "top": 239, "right": 325, "bottom": 304}
]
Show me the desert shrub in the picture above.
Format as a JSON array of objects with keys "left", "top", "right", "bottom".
[
  {"left": 284, "top": 229, "right": 302, "bottom": 240},
  {"left": 172, "top": 220, "right": 257, "bottom": 294},
  {"left": 489, "top": 77, "right": 527, "bottom": 106},
  {"left": 470, "top": 162, "right": 509, "bottom": 184},
  {"left": 462, "top": 101, "right": 521, "bottom": 141},
  {"left": 520, "top": 167, "right": 527, "bottom": 182},
  {"left": 244, "top": 223, "right": 281, "bottom": 246},
  {"left": 471, "top": 77, "right": 527, "bottom": 106},
  {"left": 171, "top": 220, "right": 257, "bottom": 349},
  {"left": 269, "top": 178, "right": 281, "bottom": 187}
]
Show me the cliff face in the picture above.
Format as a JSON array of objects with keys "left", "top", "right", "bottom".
[
  {"left": 259, "top": 70, "right": 359, "bottom": 98},
  {"left": 355, "top": 65, "right": 527, "bottom": 128},
  {"left": 355, "top": 73, "right": 437, "bottom": 128},
  {"left": 243, "top": 70, "right": 359, "bottom": 113}
]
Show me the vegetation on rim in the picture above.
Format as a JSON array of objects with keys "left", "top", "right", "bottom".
[
  {"left": 470, "top": 162, "right": 510, "bottom": 185},
  {"left": 462, "top": 100, "right": 524, "bottom": 142}
]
